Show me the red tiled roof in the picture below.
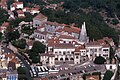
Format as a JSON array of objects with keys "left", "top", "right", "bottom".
[
  {"left": 63, "top": 26, "right": 80, "bottom": 34},
  {"left": 103, "top": 37, "right": 113, "bottom": 42},
  {"left": 45, "top": 21, "right": 64, "bottom": 27},
  {"left": 5, "top": 53, "right": 15, "bottom": 59},
  {"left": 34, "top": 13, "right": 47, "bottom": 20},
  {"left": 97, "top": 39, "right": 106, "bottom": 45},
  {"left": 10, "top": 58, "right": 19, "bottom": 63},
  {"left": 75, "top": 45, "right": 85, "bottom": 52},
  {"left": 16, "top": 2, "right": 23, "bottom": 4},
  {"left": 16, "top": 10, "right": 24, "bottom": 14},
  {"left": 2, "top": 22, "right": 9, "bottom": 27},
  {"left": 55, "top": 28, "right": 63, "bottom": 32},
  {"left": 27, "top": 40, "right": 34, "bottom": 46},
  {"left": 40, "top": 53, "right": 55, "bottom": 57},
  {"left": 48, "top": 43, "right": 75, "bottom": 49},
  {"left": 86, "top": 41, "right": 100, "bottom": 46},
  {"left": 102, "top": 44, "right": 110, "bottom": 48},
  {"left": 47, "top": 37, "right": 60, "bottom": 44},
  {"left": 31, "top": 8, "right": 39, "bottom": 11},
  {"left": 59, "top": 35, "right": 75, "bottom": 39}
]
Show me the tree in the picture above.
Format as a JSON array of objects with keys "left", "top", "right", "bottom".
[
  {"left": 6, "top": 30, "right": 20, "bottom": 41},
  {"left": 6, "top": 0, "right": 14, "bottom": 10},
  {"left": 94, "top": 56, "right": 106, "bottom": 64},
  {"left": 111, "top": 19, "right": 119, "bottom": 25},
  {"left": 17, "top": 67, "right": 27, "bottom": 80},
  {"left": 0, "top": 32, "right": 3, "bottom": 41},
  {"left": 0, "top": 8, "right": 9, "bottom": 25},
  {"left": 12, "top": 39, "right": 26, "bottom": 49},
  {"left": 31, "top": 41, "right": 46, "bottom": 53},
  {"left": 27, "top": 41, "right": 46, "bottom": 63},
  {"left": 17, "top": 67, "right": 26, "bottom": 74},
  {"left": 103, "top": 70, "right": 114, "bottom": 80}
]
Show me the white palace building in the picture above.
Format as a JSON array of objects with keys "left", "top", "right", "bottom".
[{"left": 32, "top": 13, "right": 114, "bottom": 66}]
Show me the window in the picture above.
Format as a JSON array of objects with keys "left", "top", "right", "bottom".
[
  {"left": 110, "top": 66, "right": 112, "bottom": 69},
  {"left": 55, "top": 52, "right": 57, "bottom": 54},
  {"left": 55, "top": 58, "right": 58, "bottom": 61},
  {"left": 59, "top": 51, "right": 61, "bottom": 53},
  {"left": 103, "top": 49, "right": 108, "bottom": 51},
  {"left": 67, "top": 51, "right": 70, "bottom": 53},
  {"left": 72, "top": 52, "right": 74, "bottom": 54},
  {"left": 65, "top": 58, "right": 69, "bottom": 61},
  {"left": 63, "top": 51, "right": 66, "bottom": 55},
  {"left": 70, "top": 58, "right": 74, "bottom": 60},
  {"left": 76, "top": 56, "right": 78, "bottom": 59},
  {"left": 95, "top": 49, "right": 97, "bottom": 52},
  {"left": 60, "top": 58, "right": 63, "bottom": 61}
]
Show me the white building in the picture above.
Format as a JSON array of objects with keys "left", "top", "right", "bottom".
[
  {"left": 10, "top": 2, "right": 23, "bottom": 11},
  {"left": 32, "top": 14, "right": 112, "bottom": 67},
  {"left": 33, "top": 13, "right": 47, "bottom": 27}
]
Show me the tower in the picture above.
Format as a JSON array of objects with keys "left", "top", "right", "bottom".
[{"left": 79, "top": 22, "right": 89, "bottom": 44}]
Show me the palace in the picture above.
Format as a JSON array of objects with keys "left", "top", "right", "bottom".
[{"left": 32, "top": 13, "right": 113, "bottom": 66}]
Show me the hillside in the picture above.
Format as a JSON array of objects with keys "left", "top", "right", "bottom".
[{"left": 19, "top": 0, "right": 120, "bottom": 44}]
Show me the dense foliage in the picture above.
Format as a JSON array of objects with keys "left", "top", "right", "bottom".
[
  {"left": 28, "top": 41, "right": 46, "bottom": 63},
  {"left": 6, "top": 30, "right": 20, "bottom": 41},
  {"left": 103, "top": 70, "right": 114, "bottom": 80},
  {"left": 0, "top": 8, "right": 9, "bottom": 25},
  {"left": 41, "top": 8, "right": 119, "bottom": 44},
  {"left": 94, "top": 56, "right": 106, "bottom": 64},
  {"left": 12, "top": 39, "right": 26, "bottom": 49},
  {"left": 17, "top": 67, "right": 27, "bottom": 80}
]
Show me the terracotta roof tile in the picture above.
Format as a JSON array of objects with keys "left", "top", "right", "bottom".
[
  {"left": 34, "top": 13, "right": 47, "bottom": 20},
  {"left": 75, "top": 45, "right": 85, "bottom": 52},
  {"left": 59, "top": 35, "right": 75, "bottom": 39},
  {"left": 45, "top": 21, "right": 64, "bottom": 27}
]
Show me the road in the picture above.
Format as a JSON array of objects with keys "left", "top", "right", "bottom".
[{"left": 14, "top": 52, "right": 32, "bottom": 80}]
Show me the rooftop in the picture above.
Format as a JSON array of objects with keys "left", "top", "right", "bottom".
[{"left": 34, "top": 13, "right": 47, "bottom": 20}]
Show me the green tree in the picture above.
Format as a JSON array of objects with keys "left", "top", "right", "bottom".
[
  {"left": 0, "top": 8, "right": 9, "bottom": 25},
  {"left": 0, "top": 32, "right": 3, "bottom": 41},
  {"left": 6, "top": 30, "right": 20, "bottom": 41},
  {"left": 94, "top": 56, "right": 106, "bottom": 64},
  {"left": 31, "top": 41, "right": 46, "bottom": 53},
  {"left": 103, "top": 70, "right": 114, "bottom": 80},
  {"left": 12, "top": 39, "right": 26, "bottom": 49},
  {"left": 6, "top": 0, "right": 14, "bottom": 10}
]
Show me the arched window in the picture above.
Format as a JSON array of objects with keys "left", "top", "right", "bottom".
[
  {"left": 70, "top": 58, "right": 74, "bottom": 60},
  {"left": 65, "top": 58, "right": 69, "bottom": 61},
  {"left": 60, "top": 58, "right": 63, "bottom": 61},
  {"left": 55, "top": 58, "right": 58, "bottom": 61}
]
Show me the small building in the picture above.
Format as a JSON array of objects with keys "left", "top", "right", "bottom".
[
  {"left": 33, "top": 13, "right": 47, "bottom": 27},
  {"left": 16, "top": 10, "right": 25, "bottom": 18}
]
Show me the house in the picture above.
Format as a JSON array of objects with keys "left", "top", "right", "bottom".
[
  {"left": 86, "top": 41, "right": 110, "bottom": 60},
  {"left": 0, "top": 22, "right": 9, "bottom": 33},
  {"left": 10, "top": 2, "right": 23, "bottom": 11},
  {"left": 33, "top": 30, "right": 52, "bottom": 43},
  {"left": 16, "top": 10, "right": 25, "bottom": 18},
  {"left": 26, "top": 40, "right": 35, "bottom": 49},
  {"left": 6, "top": 70, "right": 18, "bottom": 80},
  {"left": 33, "top": 13, "right": 47, "bottom": 27},
  {"left": 30, "top": 8, "right": 40, "bottom": 15}
]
